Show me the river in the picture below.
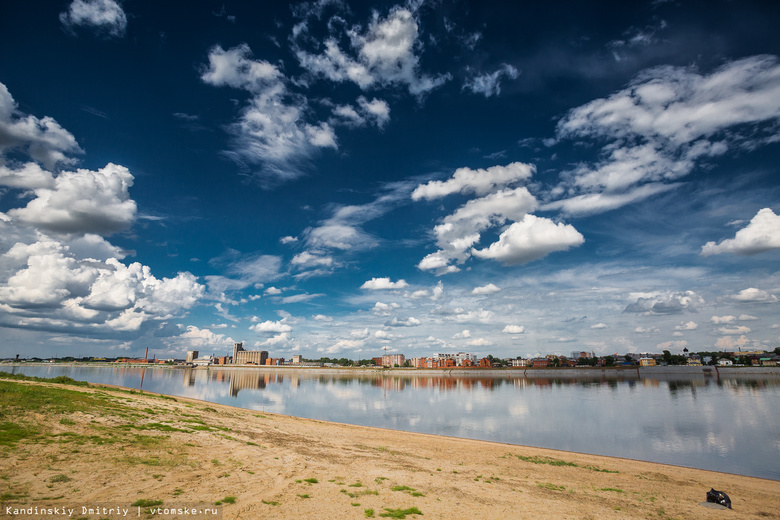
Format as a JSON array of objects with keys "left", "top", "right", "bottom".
[{"left": 4, "top": 364, "right": 779, "bottom": 480}]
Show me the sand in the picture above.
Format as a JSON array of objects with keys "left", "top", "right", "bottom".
[{"left": 1, "top": 380, "right": 778, "bottom": 520}]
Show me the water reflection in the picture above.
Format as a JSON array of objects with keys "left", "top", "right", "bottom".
[{"left": 4, "top": 365, "right": 779, "bottom": 480}]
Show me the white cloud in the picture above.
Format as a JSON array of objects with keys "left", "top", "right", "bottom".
[
  {"left": 472, "top": 283, "right": 501, "bottom": 295},
  {"left": 656, "top": 340, "right": 688, "bottom": 351},
  {"left": 0, "top": 83, "right": 82, "bottom": 170},
  {"left": 384, "top": 316, "right": 421, "bottom": 327},
  {"left": 467, "top": 338, "right": 493, "bottom": 347},
  {"left": 472, "top": 214, "right": 585, "bottom": 265},
  {"left": 412, "top": 162, "right": 534, "bottom": 200},
  {"left": 265, "top": 286, "right": 282, "bottom": 295},
  {"left": 250, "top": 319, "right": 293, "bottom": 333},
  {"left": 371, "top": 301, "right": 400, "bottom": 316},
  {"left": 714, "top": 335, "right": 752, "bottom": 350},
  {"left": 453, "top": 329, "right": 471, "bottom": 339},
  {"left": 281, "top": 292, "right": 325, "bottom": 304},
  {"left": 312, "top": 314, "right": 333, "bottom": 322},
  {"left": 167, "top": 325, "right": 235, "bottom": 352},
  {"left": 318, "top": 339, "right": 363, "bottom": 354},
  {"left": 702, "top": 208, "right": 780, "bottom": 256},
  {"left": 710, "top": 315, "right": 736, "bottom": 324},
  {"left": 590, "top": 323, "right": 608, "bottom": 329},
  {"left": 59, "top": 0, "right": 127, "bottom": 38},
  {"left": 280, "top": 236, "right": 298, "bottom": 244},
  {"left": 738, "top": 314, "right": 758, "bottom": 321},
  {"left": 625, "top": 290, "right": 703, "bottom": 314},
  {"left": 201, "top": 44, "right": 336, "bottom": 185},
  {"left": 295, "top": 7, "right": 450, "bottom": 96},
  {"left": 291, "top": 251, "right": 334, "bottom": 268},
  {"left": 0, "top": 238, "right": 204, "bottom": 333},
  {"left": 361, "top": 277, "right": 409, "bottom": 290},
  {"left": 502, "top": 325, "right": 526, "bottom": 334},
  {"left": 8, "top": 163, "right": 136, "bottom": 235},
  {"left": 463, "top": 64, "right": 519, "bottom": 97},
  {"left": 550, "top": 55, "right": 780, "bottom": 214},
  {"left": 732, "top": 287, "right": 778, "bottom": 303},
  {"left": 674, "top": 321, "right": 698, "bottom": 331},
  {"left": 718, "top": 326, "right": 751, "bottom": 335},
  {"left": 635, "top": 327, "right": 660, "bottom": 334}
]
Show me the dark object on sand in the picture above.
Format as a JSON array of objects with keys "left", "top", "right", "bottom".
[{"left": 706, "top": 488, "right": 732, "bottom": 509}]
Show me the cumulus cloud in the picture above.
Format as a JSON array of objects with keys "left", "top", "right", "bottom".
[
  {"left": 732, "top": 288, "right": 778, "bottom": 303},
  {"left": 472, "top": 283, "right": 501, "bottom": 295},
  {"left": 167, "top": 325, "right": 235, "bottom": 352},
  {"left": 361, "top": 277, "right": 409, "bottom": 290},
  {"left": 249, "top": 319, "right": 293, "bottom": 333},
  {"left": 590, "top": 323, "right": 608, "bottom": 329},
  {"left": 674, "top": 321, "right": 698, "bottom": 331},
  {"left": 8, "top": 163, "right": 136, "bottom": 235},
  {"left": 295, "top": 7, "right": 450, "bottom": 96},
  {"left": 710, "top": 315, "right": 736, "bottom": 324},
  {"left": 502, "top": 325, "right": 526, "bottom": 334},
  {"left": 467, "top": 338, "right": 492, "bottom": 347},
  {"left": 463, "top": 64, "right": 519, "bottom": 97},
  {"left": 550, "top": 55, "right": 780, "bottom": 215},
  {"left": 452, "top": 329, "right": 471, "bottom": 339},
  {"left": 59, "top": 0, "right": 127, "bottom": 38},
  {"left": 656, "top": 340, "right": 687, "bottom": 351},
  {"left": 0, "top": 83, "right": 204, "bottom": 338},
  {"left": 384, "top": 316, "right": 421, "bottom": 327},
  {"left": 471, "top": 215, "right": 584, "bottom": 265},
  {"left": 414, "top": 162, "right": 582, "bottom": 273},
  {"left": 624, "top": 291, "right": 703, "bottom": 314},
  {"left": 412, "top": 163, "right": 534, "bottom": 200},
  {"left": 0, "top": 83, "right": 82, "bottom": 170},
  {"left": 702, "top": 208, "right": 780, "bottom": 256},
  {"left": 372, "top": 302, "right": 400, "bottom": 315},
  {"left": 0, "top": 239, "right": 204, "bottom": 333},
  {"left": 714, "top": 335, "right": 752, "bottom": 350}
]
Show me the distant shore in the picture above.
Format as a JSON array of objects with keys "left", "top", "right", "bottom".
[
  {"left": 1, "top": 376, "right": 778, "bottom": 520},
  {"left": 5, "top": 361, "right": 779, "bottom": 378}
]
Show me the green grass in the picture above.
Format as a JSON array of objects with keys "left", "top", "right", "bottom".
[
  {"left": 0, "top": 421, "right": 38, "bottom": 446},
  {"left": 537, "top": 482, "right": 566, "bottom": 491},
  {"left": 214, "top": 495, "right": 236, "bottom": 505},
  {"left": 303, "top": 478, "right": 319, "bottom": 484},
  {"left": 391, "top": 485, "right": 424, "bottom": 497},
  {"left": 261, "top": 500, "right": 280, "bottom": 506},
  {"left": 379, "top": 507, "right": 423, "bottom": 518},
  {"left": 365, "top": 509, "right": 375, "bottom": 518},
  {"left": 49, "top": 474, "right": 71, "bottom": 483},
  {"left": 130, "top": 499, "right": 163, "bottom": 507},
  {"left": 600, "top": 487, "right": 624, "bottom": 493},
  {"left": 297, "top": 494, "right": 311, "bottom": 499}
]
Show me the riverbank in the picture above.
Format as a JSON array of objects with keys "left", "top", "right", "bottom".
[
  {"left": 5, "top": 361, "right": 779, "bottom": 378},
  {"left": 1, "top": 376, "right": 778, "bottom": 520}
]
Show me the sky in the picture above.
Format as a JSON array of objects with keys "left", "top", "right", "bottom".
[{"left": 1, "top": 0, "right": 779, "bottom": 361}]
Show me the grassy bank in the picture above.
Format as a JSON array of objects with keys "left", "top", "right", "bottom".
[{"left": 0, "top": 373, "right": 778, "bottom": 520}]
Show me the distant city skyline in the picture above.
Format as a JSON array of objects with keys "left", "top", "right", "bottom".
[{"left": 0, "top": 0, "right": 779, "bottom": 360}]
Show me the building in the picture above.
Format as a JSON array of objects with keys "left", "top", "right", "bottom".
[
  {"left": 381, "top": 354, "right": 405, "bottom": 367},
  {"left": 292, "top": 355, "right": 303, "bottom": 365},
  {"left": 639, "top": 358, "right": 656, "bottom": 367},
  {"left": 232, "top": 342, "right": 268, "bottom": 366},
  {"left": 186, "top": 350, "right": 199, "bottom": 363},
  {"left": 192, "top": 355, "right": 214, "bottom": 366}
]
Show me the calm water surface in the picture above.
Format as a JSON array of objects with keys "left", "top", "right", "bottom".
[{"left": 7, "top": 365, "right": 779, "bottom": 480}]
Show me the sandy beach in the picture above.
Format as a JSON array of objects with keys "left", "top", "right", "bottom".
[{"left": 1, "top": 378, "right": 778, "bottom": 520}]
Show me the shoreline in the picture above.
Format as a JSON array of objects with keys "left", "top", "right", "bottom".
[
  {"left": 5, "top": 361, "right": 780, "bottom": 378},
  {"left": 1, "top": 378, "right": 778, "bottom": 520}
]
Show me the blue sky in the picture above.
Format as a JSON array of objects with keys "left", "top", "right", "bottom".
[{"left": 1, "top": 0, "right": 779, "bottom": 360}]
